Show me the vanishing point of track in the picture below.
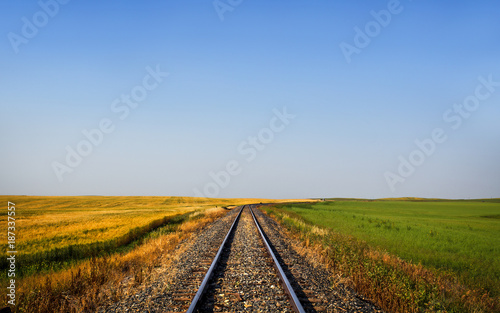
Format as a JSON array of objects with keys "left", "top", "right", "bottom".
[
  {"left": 101, "top": 203, "right": 383, "bottom": 312},
  {"left": 186, "top": 204, "right": 306, "bottom": 313}
]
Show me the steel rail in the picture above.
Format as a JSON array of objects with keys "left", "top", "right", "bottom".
[
  {"left": 186, "top": 205, "right": 244, "bottom": 313},
  {"left": 249, "top": 205, "right": 306, "bottom": 313}
]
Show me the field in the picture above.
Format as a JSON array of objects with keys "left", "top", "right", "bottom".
[
  {"left": 0, "top": 195, "right": 286, "bottom": 277},
  {"left": 1, "top": 195, "right": 308, "bottom": 312},
  {"left": 266, "top": 199, "right": 500, "bottom": 312},
  {"left": 3, "top": 196, "right": 498, "bottom": 312}
]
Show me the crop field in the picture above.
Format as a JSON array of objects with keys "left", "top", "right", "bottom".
[
  {"left": 266, "top": 199, "right": 500, "bottom": 312},
  {"left": 1, "top": 195, "right": 312, "bottom": 311},
  {"left": 3, "top": 196, "right": 498, "bottom": 312},
  {"left": 0, "top": 195, "right": 280, "bottom": 277}
]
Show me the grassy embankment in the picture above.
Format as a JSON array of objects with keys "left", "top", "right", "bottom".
[
  {"left": 264, "top": 199, "right": 500, "bottom": 313},
  {"left": 0, "top": 195, "right": 293, "bottom": 312}
]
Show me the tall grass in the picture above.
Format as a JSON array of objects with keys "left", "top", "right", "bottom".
[
  {"left": 0, "top": 196, "right": 276, "bottom": 277},
  {"left": 0, "top": 195, "right": 312, "bottom": 310},
  {"left": 11, "top": 207, "right": 228, "bottom": 312},
  {"left": 264, "top": 200, "right": 500, "bottom": 313},
  {"left": 6, "top": 213, "right": 191, "bottom": 277}
]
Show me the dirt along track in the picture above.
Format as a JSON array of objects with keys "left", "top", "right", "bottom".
[{"left": 100, "top": 205, "right": 383, "bottom": 313}]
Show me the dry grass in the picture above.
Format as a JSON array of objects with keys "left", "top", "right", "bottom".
[
  {"left": 13, "top": 207, "right": 227, "bottom": 313},
  {"left": 0, "top": 196, "right": 286, "bottom": 276},
  {"left": 0, "top": 196, "right": 271, "bottom": 256},
  {"left": 0, "top": 196, "right": 310, "bottom": 311}
]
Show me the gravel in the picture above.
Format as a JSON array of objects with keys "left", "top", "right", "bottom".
[
  {"left": 195, "top": 206, "right": 293, "bottom": 312},
  {"left": 99, "top": 205, "right": 384, "bottom": 313},
  {"left": 99, "top": 207, "right": 240, "bottom": 312},
  {"left": 253, "top": 206, "right": 384, "bottom": 313}
]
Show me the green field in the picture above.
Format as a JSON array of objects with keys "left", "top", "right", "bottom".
[{"left": 270, "top": 199, "right": 500, "bottom": 312}]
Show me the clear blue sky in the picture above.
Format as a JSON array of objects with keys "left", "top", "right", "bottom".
[{"left": 1, "top": 0, "right": 499, "bottom": 199}]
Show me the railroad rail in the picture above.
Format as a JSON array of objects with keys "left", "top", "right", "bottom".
[
  {"left": 185, "top": 205, "right": 244, "bottom": 313},
  {"left": 186, "top": 205, "right": 305, "bottom": 313}
]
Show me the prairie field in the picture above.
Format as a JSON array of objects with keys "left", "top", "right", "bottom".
[
  {"left": 265, "top": 199, "right": 500, "bottom": 312},
  {"left": 0, "top": 195, "right": 281, "bottom": 277},
  {"left": 1, "top": 195, "right": 309, "bottom": 311}
]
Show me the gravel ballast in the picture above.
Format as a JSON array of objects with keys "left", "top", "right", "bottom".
[{"left": 99, "top": 205, "right": 384, "bottom": 312}]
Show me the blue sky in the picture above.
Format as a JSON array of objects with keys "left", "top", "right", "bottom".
[{"left": 1, "top": 0, "right": 499, "bottom": 199}]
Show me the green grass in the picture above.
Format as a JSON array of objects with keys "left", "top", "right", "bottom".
[{"left": 270, "top": 199, "right": 500, "bottom": 311}]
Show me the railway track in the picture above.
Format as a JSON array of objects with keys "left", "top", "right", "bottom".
[
  {"left": 101, "top": 204, "right": 383, "bottom": 312},
  {"left": 176, "top": 204, "right": 308, "bottom": 312}
]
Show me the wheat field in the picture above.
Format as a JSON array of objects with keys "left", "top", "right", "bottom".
[{"left": 0, "top": 195, "right": 304, "bottom": 277}]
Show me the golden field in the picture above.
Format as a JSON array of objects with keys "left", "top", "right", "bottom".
[
  {"left": 0, "top": 195, "right": 312, "bottom": 312},
  {"left": 0, "top": 196, "right": 298, "bottom": 261},
  {"left": 0, "top": 195, "right": 311, "bottom": 274},
  {"left": 1, "top": 196, "right": 254, "bottom": 255}
]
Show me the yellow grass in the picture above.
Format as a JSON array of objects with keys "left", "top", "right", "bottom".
[
  {"left": 0, "top": 196, "right": 285, "bottom": 257},
  {"left": 14, "top": 206, "right": 230, "bottom": 312},
  {"left": 0, "top": 196, "right": 313, "bottom": 277},
  {"left": 0, "top": 196, "right": 316, "bottom": 311}
]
